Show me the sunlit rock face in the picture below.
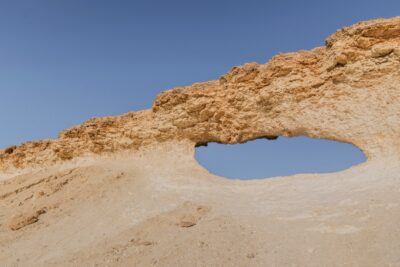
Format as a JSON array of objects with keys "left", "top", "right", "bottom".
[{"left": 1, "top": 17, "right": 400, "bottom": 267}]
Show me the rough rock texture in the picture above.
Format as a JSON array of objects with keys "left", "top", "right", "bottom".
[
  {"left": 1, "top": 17, "right": 400, "bottom": 267},
  {"left": 1, "top": 17, "right": 400, "bottom": 172}
]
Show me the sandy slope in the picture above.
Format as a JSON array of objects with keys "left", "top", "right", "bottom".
[
  {"left": 1, "top": 17, "right": 400, "bottom": 266},
  {"left": 1, "top": 142, "right": 399, "bottom": 266}
]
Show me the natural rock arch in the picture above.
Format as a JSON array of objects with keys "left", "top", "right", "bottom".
[{"left": 1, "top": 17, "right": 400, "bottom": 171}]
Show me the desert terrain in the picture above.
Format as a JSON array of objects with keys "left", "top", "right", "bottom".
[{"left": 1, "top": 17, "right": 400, "bottom": 266}]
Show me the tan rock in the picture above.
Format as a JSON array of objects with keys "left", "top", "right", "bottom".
[
  {"left": 1, "top": 16, "right": 400, "bottom": 267},
  {"left": 371, "top": 44, "right": 394, "bottom": 57},
  {"left": 9, "top": 208, "right": 46, "bottom": 231},
  {"left": 179, "top": 215, "right": 197, "bottom": 228},
  {"left": 1, "top": 17, "right": 400, "bottom": 171},
  {"left": 335, "top": 53, "right": 348, "bottom": 65}
]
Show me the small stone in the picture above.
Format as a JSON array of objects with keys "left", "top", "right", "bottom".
[
  {"left": 4, "top": 146, "right": 16, "bottom": 154},
  {"left": 9, "top": 207, "right": 47, "bottom": 231},
  {"left": 179, "top": 220, "right": 196, "bottom": 228},
  {"left": 371, "top": 46, "right": 394, "bottom": 58},
  {"left": 335, "top": 54, "right": 348, "bottom": 65},
  {"left": 179, "top": 214, "right": 197, "bottom": 228},
  {"left": 355, "top": 37, "right": 372, "bottom": 49},
  {"left": 9, "top": 214, "right": 39, "bottom": 231},
  {"left": 130, "top": 238, "right": 154, "bottom": 246}
]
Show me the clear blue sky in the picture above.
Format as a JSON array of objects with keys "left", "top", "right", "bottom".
[
  {"left": 1, "top": 0, "right": 395, "bottom": 178},
  {"left": 195, "top": 137, "right": 365, "bottom": 179}
]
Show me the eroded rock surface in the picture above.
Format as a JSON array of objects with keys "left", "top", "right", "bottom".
[
  {"left": 1, "top": 17, "right": 400, "bottom": 171},
  {"left": 1, "top": 17, "right": 400, "bottom": 267}
]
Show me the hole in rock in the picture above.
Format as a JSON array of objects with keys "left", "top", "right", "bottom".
[{"left": 195, "top": 136, "right": 366, "bottom": 180}]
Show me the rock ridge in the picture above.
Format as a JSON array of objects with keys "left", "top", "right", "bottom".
[{"left": 1, "top": 16, "right": 400, "bottom": 171}]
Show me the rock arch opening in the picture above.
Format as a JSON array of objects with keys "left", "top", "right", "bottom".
[{"left": 195, "top": 136, "right": 366, "bottom": 180}]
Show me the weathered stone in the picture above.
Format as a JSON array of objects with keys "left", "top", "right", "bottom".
[
  {"left": 0, "top": 17, "right": 400, "bottom": 169},
  {"left": 371, "top": 45, "right": 394, "bottom": 58},
  {"left": 1, "top": 16, "right": 400, "bottom": 267}
]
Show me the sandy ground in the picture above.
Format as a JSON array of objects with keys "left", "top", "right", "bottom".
[
  {"left": 0, "top": 142, "right": 399, "bottom": 266},
  {"left": 1, "top": 16, "right": 400, "bottom": 267}
]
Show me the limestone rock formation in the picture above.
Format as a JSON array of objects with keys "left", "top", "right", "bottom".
[{"left": 1, "top": 17, "right": 400, "bottom": 266}]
